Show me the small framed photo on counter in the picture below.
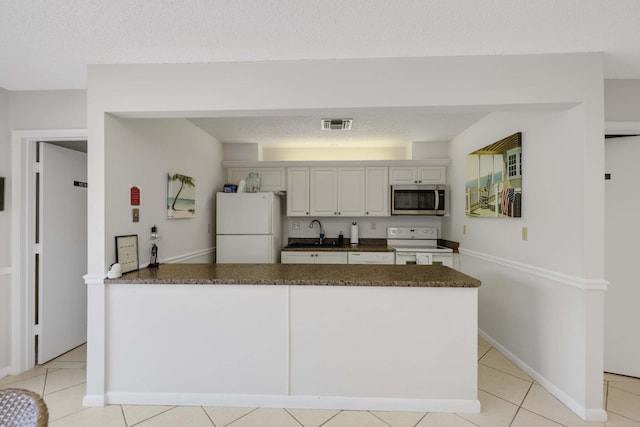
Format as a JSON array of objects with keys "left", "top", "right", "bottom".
[{"left": 115, "top": 234, "right": 139, "bottom": 273}]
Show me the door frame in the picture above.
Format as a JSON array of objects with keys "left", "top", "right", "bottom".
[{"left": 11, "top": 129, "right": 88, "bottom": 374}]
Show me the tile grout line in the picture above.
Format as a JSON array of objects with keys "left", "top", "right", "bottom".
[
  {"left": 412, "top": 412, "right": 428, "bottom": 427},
  {"left": 128, "top": 405, "right": 177, "bottom": 427},
  {"left": 368, "top": 410, "right": 393, "bottom": 426},
  {"left": 199, "top": 406, "right": 217, "bottom": 427},
  {"left": 318, "top": 409, "right": 343, "bottom": 426},
  {"left": 224, "top": 407, "right": 260, "bottom": 426},
  {"left": 283, "top": 408, "right": 302, "bottom": 426},
  {"left": 477, "top": 359, "right": 532, "bottom": 383}
]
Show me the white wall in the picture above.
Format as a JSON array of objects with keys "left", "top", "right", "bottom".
[
  {"left": 10, "top": 90, "right": 86, "bottom": 130},
  {"left": 104, "top": 116, "right": 224, "bottom": 266},
  {"left": 262, "top": 146, "right": 408, "bottom": 161},
  {"left": 604, "top": 79, "right": 640, "bottom": 121},
  {"left": 223, "top": 142, "right": 260, "bottom": 161},
  {"left": 0, "top": 88, "right": 11, "bottom": 376},
  {"left": 445, "top": 109, "right": 607, "bottom": 420},
  {"left": 85, "top": 54, "right": 606, "bottom": 418}
]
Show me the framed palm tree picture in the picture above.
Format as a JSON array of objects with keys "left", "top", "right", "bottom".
[{"left": 167, "top": 173, "right": 196, "bottom": 219}]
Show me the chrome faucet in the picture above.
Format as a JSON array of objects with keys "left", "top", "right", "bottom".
[{"left": 308, "top": 219, "right": 325, "bottom": 244}]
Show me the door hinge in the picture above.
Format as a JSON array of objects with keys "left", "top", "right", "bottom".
[
  {"left": 34, "top": 162, "right": 41, "bottom": 173},
  {"left": 34, "top": 243, "right": 41, "bottom": 254},
  {"left": 33, "top": 324, "right": 41, "bottom": 336}
]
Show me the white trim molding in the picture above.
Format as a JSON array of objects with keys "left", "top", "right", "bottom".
[
  {"left": 104, "top": 392, "right": 480, "bottom": 414},
  {"left": 459, "top": 248, "right": 608, "bottom": 291},
  {"left": 11, "top": 129, "right": 88, "bottom": 375}
]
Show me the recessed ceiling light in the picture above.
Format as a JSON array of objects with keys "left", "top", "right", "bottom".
[{"left": 321, "top": 119, "right": 353, "bottom": 130}]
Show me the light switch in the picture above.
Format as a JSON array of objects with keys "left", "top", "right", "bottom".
[
  {"left": 463, "top": 224, "right": 467, "bottom": 235},
  {"left": 132, "top": 208, "right": 139, "bottom": 223},
  {"left": 522, "top": 226, "right": 528, "bottom": 241}
]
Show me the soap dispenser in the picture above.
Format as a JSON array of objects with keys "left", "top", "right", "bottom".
[{"left": 338, "top": 231, "right": 344, "bottom": 246}]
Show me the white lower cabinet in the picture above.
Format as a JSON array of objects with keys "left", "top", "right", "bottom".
[
  {"left": 281, "top": 251, "right": 348, "bottom": 264},
  {"left": 347, "top": 252, "right": 395, "bottom": 264}
]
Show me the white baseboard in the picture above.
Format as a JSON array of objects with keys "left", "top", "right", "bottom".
[
  {"left": 104, "top": 392, "right": 480, "bottom": 413},
  {"left": 478, "top": 329, "right": 607, "bottom": 422},
  {"left": 158, "top": 247, "right": 214, "bottom": 265},
  {"left": 82, "top": 394, "right": 106, "bottom": 407}
]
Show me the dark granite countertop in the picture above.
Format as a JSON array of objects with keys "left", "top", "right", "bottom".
[
  {"left": 282, "top": 237, "right": 393, "bottom": 252},
  {"left": 105, "top": 263, "right": 480, "bottom": 288}
]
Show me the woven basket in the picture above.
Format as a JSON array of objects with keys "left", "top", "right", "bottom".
[{"left": 0, "top": 388, "right": 49, "bottom": 427}]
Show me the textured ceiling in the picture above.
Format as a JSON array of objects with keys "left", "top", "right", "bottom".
[
  {"left": 2, "top": 0, "right": 640, "bottom": 90},
  {"left": 189, "top": 110, "right": 488, "bottom": 147}
]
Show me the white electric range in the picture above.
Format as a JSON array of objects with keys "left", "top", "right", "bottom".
[{"left": 387, "top": 226, "right": 454, "bottom": 267}]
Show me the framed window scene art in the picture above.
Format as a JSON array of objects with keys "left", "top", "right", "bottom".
[{"left": 465, "top": 132, "right": 522, "bottom": 218}]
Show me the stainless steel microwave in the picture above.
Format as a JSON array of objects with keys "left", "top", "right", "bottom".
[{"left": 391, "top": 185, "right": 448, "bottom": 216}]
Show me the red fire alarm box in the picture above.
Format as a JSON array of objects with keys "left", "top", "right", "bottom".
[{"left": 130, "top": 186, "right": 140, "bottom": 206}]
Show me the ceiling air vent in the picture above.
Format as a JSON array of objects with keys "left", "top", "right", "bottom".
[{"left": 321, "top": 118, "right": 353, "bottom": 130}]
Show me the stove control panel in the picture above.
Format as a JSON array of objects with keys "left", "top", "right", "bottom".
[{"left": 387, "top": 226, "right": 438, "bottom": 240}]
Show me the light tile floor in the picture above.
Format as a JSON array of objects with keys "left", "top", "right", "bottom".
[{"left": 1, "top": 337, "right": 639, "bottom": 426}]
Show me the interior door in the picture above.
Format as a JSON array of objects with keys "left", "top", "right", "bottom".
[
  {"left": 604, "top": 136, "right": 640, "bottom": 377},
  {"left": 38, "top": 143, "right": 88, "bottom": 363}
]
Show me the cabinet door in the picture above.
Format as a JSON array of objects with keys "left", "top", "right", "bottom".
[
  {"left": 281, "top": 251, "right": 316, "bottom": 264},
  {"left": 389, "top": 167, "right": 418, "bottom": 184},
  {"left": 287, "top": 168, "right": 310, "bottom": 216},
  {"left": 417, "top": 166, "right": 446, "bottom": 184},
  {"left": 258, "top": 168, "right": 286, "bottom": 192},
  {"left": 315, "top": 252, "right": 348, "bottom": 264},
  {"left": 337, "top": 167, "right": 365, "bottom": 216},
  {"left": 310, "top": 167, "right": 338, "bottom": 216},
  {"left": 365, "top": 167, "right": 389, "bottom": 216}
]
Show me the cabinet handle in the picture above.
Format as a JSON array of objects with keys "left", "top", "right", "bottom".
[
  {"left": 366, "top": 212, "right": 369, "bottom": 215},
  {"left": 338, "top": 212, "right": 342, "bottom": 215},
  {"left": 334, "top": 212, "right": 337, "bottom": 215}
]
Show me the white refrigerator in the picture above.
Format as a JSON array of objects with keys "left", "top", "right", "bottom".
[{"left": 216, "top": 192, "right": 283, "bottom": 263}]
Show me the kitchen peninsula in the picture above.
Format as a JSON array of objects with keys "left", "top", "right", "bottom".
[{"left": 98, "top": 264, "right": 481, "bottom": 413}]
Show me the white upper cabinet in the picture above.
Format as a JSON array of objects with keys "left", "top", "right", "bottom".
[
  {"left": 337, "top": 167, "right": 365, "bottom": 216},
  {"left": 310, "top": 167, "right": 365, "bottom": 217},
  {"left": 287, "top": 168, "right": 310, "bottom": 216},
  {"left": 227, "top": 167, "right": 286, "bottom": 192},
  {"left": 389, "top": 166, "right": 446, "bottom": 185},
  {"left": 365, "top": 167, "right": 389, "bottom": 216},
  {"left": 310, "top": 167, "right": 338, "bottom": 216}
]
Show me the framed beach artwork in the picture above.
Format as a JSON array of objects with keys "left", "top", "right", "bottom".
[
  {"left": 167, "top": 173, "right": 196, "bottom": 219},
  {"left": 465, "top": 132, "right": 522, "bottom": 218}
]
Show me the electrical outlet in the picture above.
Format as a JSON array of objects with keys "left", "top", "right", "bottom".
[
  {"left": 292, "top": 222, "right": 300, "bottom": 230},
  {"left": 132, "top": 208, "right": 139, "bottom": 223},
  {"left": 371, "top": 222, "right": 376, "bottom": 230},
  {"left": 522, "top": 226, "right": 528, "bottom": 241}
]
